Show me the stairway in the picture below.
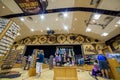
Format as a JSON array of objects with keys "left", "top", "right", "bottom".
[{"left": 1, "top": 50, "right": 21, "bottom": 70}]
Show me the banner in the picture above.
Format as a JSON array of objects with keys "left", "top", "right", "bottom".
[{"left": 14, "top": 0, "right": 41, "bottom": 14}]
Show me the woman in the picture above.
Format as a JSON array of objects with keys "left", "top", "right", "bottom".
[{"left": 36, "top": 50, "right": 44, "bottom": 78}]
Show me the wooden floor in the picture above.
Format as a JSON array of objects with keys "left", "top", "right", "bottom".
[{"left": 0, "top": 67, "right": 110, "bottom": 80}]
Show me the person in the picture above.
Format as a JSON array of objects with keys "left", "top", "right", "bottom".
[
  {"left": 36, "top": 50, "right": 44, "bottom": 78},
  {"left": 78, "top": 55, "right": 82, "bottom": 66},
  {"left": 55, "top": 54, "right": 59, "bottom": 66},
  {"left": 71, "top": 57, "right": 75, "bottom": 66},
  {"left": 24, "top": 56, "right": 28, "bottom": 70},
  {"left": 84, "top": 55, "right": 90, "bottom": 64},
  {"left": 49, "top": 55, "right": 54, "bottom": 70},
  {"left": 66, "top": 57, "right": 71, "bottom": 66},
  {"left": 97, "top": 53, "right": 109, "bottom": 78},
  {"left": 92, "top": 60, "right": 101, "bottom": 79},
  {"left": 28, "top": 55, "right": 32, "bottom": 70}
]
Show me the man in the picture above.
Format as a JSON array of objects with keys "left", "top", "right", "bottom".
[
  {"left": 97, "top": 53, "right": 109, "bottom": 78},
  {"left": 36, "top": 50, "right": 44, "bottom": 78}
]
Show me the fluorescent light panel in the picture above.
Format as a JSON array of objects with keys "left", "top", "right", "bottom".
[
  {"left": 86, "top": 27, "right": 91, "bottom": 32},
  {"left": 63, "top": 12, "right": 68, "bottom": 18},
  {"left": 31, "top": 29, "right": 34, "bottom": 32},
  {"left": 56, "top": 18, "right": 58, "bottom": 21},
  {"left": 64, "top": 25, "right": 68, "bottom": 30},
  {"left": 101, "top": 32, "right": 108, "bottom": 36},
  {"left": 93, "top": 13, "right": 101, "bottom": 20},
  {"left": 47, "top": 27, "right": 50, "bottom": 30},
  {"left": 20, "top": 17, "right": 24, "bottom": 21},
  {"left": 116, "top": 19, "right": 120, "bottom": 24}
]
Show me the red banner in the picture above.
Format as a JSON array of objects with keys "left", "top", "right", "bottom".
[{"left": 14, "top": 0, "right": 41, "bottom": 14}]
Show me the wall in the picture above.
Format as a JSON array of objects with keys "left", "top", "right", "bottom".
[{"left": 14, "top": 34, "right": 105, "bottom": 54}]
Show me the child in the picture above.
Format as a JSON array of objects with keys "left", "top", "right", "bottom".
[{"left": 92, "top": 60, "right": 100, "bottom": 77}]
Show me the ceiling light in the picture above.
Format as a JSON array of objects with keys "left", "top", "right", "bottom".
[
  {"left": 115, "top": 25, "right": 118, "bottom": 27},
  {"left": 41, "top": 30, "right": 43, "bottom": 32},
  {"left": 40, "top": 15, "right": 45, "bottom": 20},
  {"left": 101, "top": 32, "right": 108, "bottom": 36},
  {"left": 116, "top": 19, "right": 120, "bottom": 24},
  {"left": 92, "top": 20, "right": 96, "bottom": 22},
  {"left": 93, "top": 13, "right": 101, "bottom": 20},
  {"left": 64, "top": 25, "right": 68, "bottom": 30},
  {"left": 31, "top": 29, "right": 34, "bottom": 32},
  {"left": 86, "top": 27, "right": 91, "bottom": 32},
  {"left": 56, "top": 18, "right": 58, "bottom": 21},
  {"left": 20, "top": 17, "right": 24, "bottom": 21},
  {"left": 46, "top": 27, "right": 50, "bottom": 30},
  {"left": 63, "top": 12, "right": 68, "bottom": 18},
  {"left": 2, "top": 6, "right": 5, "bottom": 8}
]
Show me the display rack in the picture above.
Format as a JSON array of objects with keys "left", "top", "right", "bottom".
[
  {"left": 0, "top": 18, "right": 10, "bottom": 33},
  {"left": 0, "top": 18, "right": 20, "bottom": 59}
]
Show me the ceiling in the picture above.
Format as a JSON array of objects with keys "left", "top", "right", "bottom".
[{"left": 0, "top": 0, "right": 120, "bottom": 42}]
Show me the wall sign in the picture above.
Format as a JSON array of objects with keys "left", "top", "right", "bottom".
[{"left": 14, "top": 0, "right": 42, "bottom": 14}]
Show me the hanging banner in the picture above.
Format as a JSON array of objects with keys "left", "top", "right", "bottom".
[{"left": 14, "top": 0, "right": 41, "bottom": 14}]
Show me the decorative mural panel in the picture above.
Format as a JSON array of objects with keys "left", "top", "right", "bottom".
[
  {"left": 112, "top": 40, "right": 120, "bottom": 50},
  {"left": 106, "top": 34, "right": 120, "bottom": 53},
  {"left": 13, "top": 34, "right": 106, "bottom": 54},
  {"left": 83, "top": 44, "right": 105, "bottom": 54},
  {"left": 57, "top": 34, "right": 66, "bottom": 44},
  {"left": 15, "top": 34, "right": 99, "bottom": 45}
]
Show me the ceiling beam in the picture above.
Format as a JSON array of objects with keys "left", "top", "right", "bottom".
[{"left": 1, "top": 7, "right": 120, "bottom": 18}]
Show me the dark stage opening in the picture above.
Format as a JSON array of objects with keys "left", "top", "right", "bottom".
[{"left": 24, "top": 45, "right": 82, "bottom": 58}]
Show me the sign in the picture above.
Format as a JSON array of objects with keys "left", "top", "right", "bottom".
[{"left": 14, "top": 0, "right": 41, "bottom": 14}]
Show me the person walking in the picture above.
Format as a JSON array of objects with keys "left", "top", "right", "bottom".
[{"left": 36, "top": 50, "right": 44, "bottom": 78}]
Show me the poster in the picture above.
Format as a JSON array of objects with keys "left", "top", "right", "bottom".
[{"left": 14, "top": 0, "right": 41, "bottom": 14}]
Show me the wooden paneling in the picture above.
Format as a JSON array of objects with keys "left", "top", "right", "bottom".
[
  {"left": 108, "top": 59, "right": 120, "bottom": 80},
  {"left": 54, "top": 67, "right": 78, "bottom": 80}
]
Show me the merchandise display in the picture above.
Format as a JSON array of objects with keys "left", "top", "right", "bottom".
[
  {"left": 54, "top": 46, "right": 75, "bottom": 66},
  {"left": 0, "top": 18, "right": 10, "bottom": 33},
  {"left": 0, "top": 18, "right": 20, "bottom": 56},
  {"left": 0, "top": 18, "right": 20, "bottom": 71}
]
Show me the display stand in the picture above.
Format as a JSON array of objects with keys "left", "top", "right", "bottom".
[
  {"left": 54, "top": 66, "right": 78, "bottom": 80},
  {"left": 28, "top": 49, "right": 39, "bottom": 77}
]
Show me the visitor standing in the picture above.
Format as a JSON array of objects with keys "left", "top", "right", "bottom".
[
  {"left": 97, "top": 53, "right": 109, "bottom": 78},
  {"left": 49, "top": 55, "right": 54, "bottom": 69},
  {"left": 28, "top": 55, "right": 32, "bottom": 70},
  {"left": 36, "top": 50, "right": 44, "bottom": 78}
]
